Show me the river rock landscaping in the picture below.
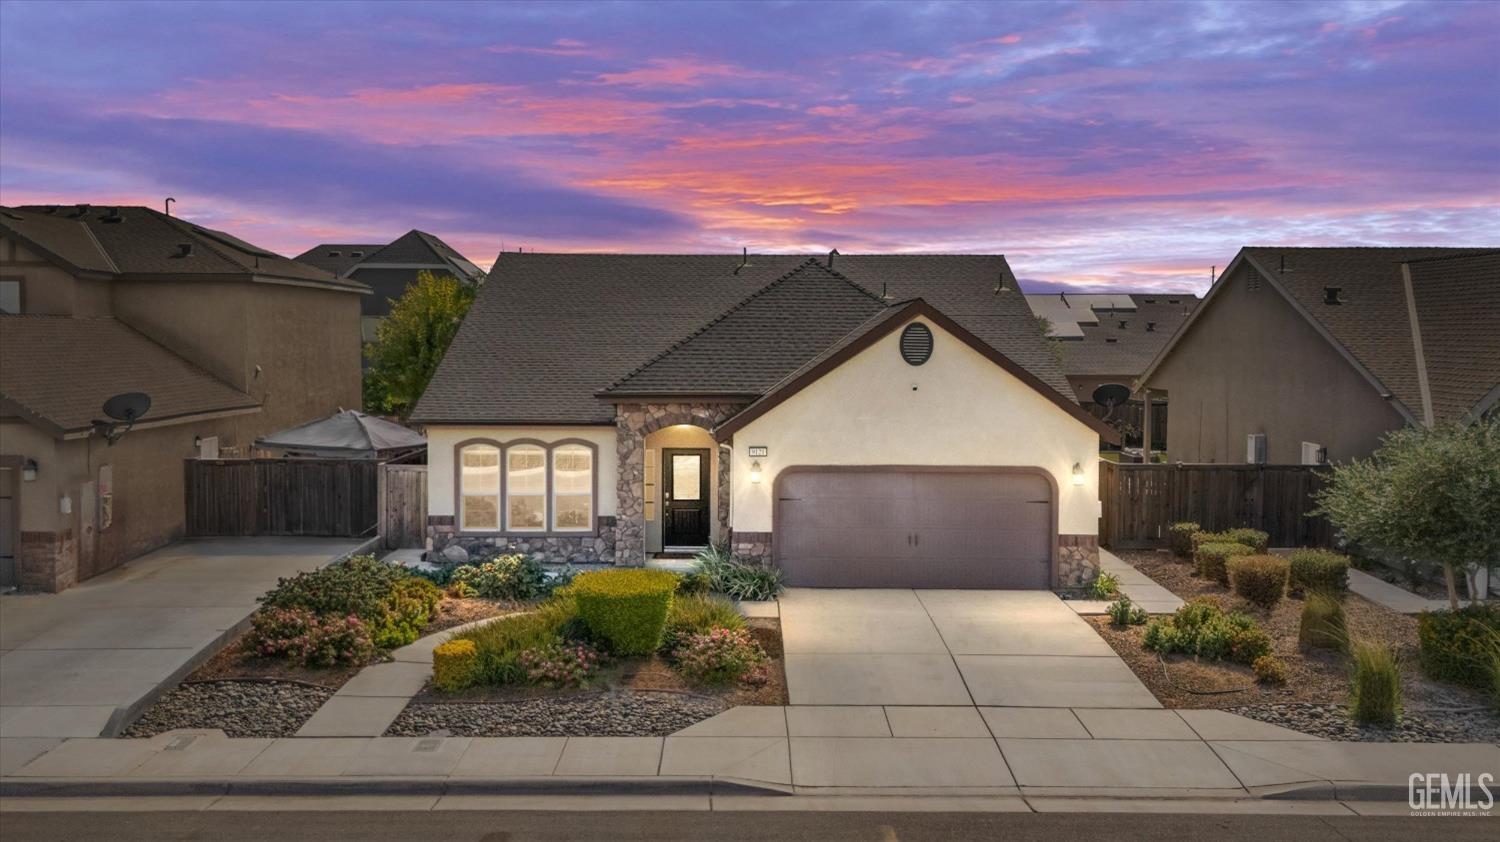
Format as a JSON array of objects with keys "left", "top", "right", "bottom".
[
  {"left": 386, "top": 690, "right": 731, "bottom": 737},
  {"left": 123, "top": 680, "right": 333, "bottom": 739},
  {"left": 1094, "top": 547, "right": 1500, "bottom": 743}
]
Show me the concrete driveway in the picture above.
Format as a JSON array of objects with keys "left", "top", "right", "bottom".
[
  {"left": 780, "top": 588, "right": 1159, "bottom": 708},
  {"left": 0, "top": 537, "right": 361, "bottom": 741}
]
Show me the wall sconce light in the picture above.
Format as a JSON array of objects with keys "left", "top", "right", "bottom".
[
  {"left": 749, "top": 460, "right": 763, "bottom": 484},
  {"left": 1072, "top": 462, "right": 1086, "bottom": 486},
  {"left": 22, "top": 458, "right": 38, "bottom": 482}
]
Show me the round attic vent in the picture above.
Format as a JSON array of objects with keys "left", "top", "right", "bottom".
[{"left": 899, "top": 323, "right": 933, "bottom": 366}]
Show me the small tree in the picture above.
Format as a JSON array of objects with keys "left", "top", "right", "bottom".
[
  {"left": 363, "top": 270, "right": 476, "bottom": 419},
  {"left": 1315, "top": 419, "right": 1500, "bottom": 609}
]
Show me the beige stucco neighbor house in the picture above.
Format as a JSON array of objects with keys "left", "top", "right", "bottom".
[
  {"left": 412, "top": 253, "right": 1116, "bottom": 590},
  {"left": 1137, "top": 247, "right": 1499, "bottom": 465},
  {"left": 0, "top": 204, "right": 366, "bottom": 591}
]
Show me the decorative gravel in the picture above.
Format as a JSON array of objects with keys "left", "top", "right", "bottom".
[
  {"left": 123, "top": 680, "right": 333, "bottom": 739},
  {"left": 385, "top": 690, "right": 732, "bottom": 737},
  {"left": 1232, "top": 702, "right": 1500, "bottom": 743}
]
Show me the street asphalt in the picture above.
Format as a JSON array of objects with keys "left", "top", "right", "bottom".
[{"left": 0, "top": 809, "right": 1486, "bottom": 841}]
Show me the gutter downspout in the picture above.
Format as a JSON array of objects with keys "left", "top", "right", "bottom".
[{"left": 1400, "top": 262, "right": 1435, "bottom": 428}]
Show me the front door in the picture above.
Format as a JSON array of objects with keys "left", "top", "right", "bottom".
[{"left": 662, "top": 448, "right": 710, "bottom": 548}]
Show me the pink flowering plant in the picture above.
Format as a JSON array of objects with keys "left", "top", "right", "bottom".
[
  {"left": 247, "top": 607, "right": 375, "bottom": 667},
  {"left": 517, "top": 641, "right": 601, "bottom": 687},
  {"left": 672, "top": 627, "right": 769, "bottom": 686}
]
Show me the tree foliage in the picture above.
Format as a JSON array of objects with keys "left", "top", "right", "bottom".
[
  {"left": 363, "top": 270, "right": 475, "bottom": 419},
  {"left": 1314, "top": 419, "right": 1500, "bottom": 608}
]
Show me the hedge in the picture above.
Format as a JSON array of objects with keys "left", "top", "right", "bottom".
[
  {"left": 1417, "top": 604, "right": 1500, "bottom": 688},
  {"left": 572, "top": 569, "right": 678, "bottom": 655},
  {"left": 1195, "top": 542, "right": 1255, "bottom": 585},
  {"left": 1168, "top": 522, "right": 1200, "bottom": 559},
  {"left": 1287, "top": 549, "right": 1350, "bottom": 595},
  {"left": 432, "top": 639, "right": 479, "bottom": 692},
  {"left": 1228, "top": 555, "right": 1289, "bottom": 609}
]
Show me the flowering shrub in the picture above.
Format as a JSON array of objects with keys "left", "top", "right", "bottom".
[
  {"left": 673, "top": 627, "right": 769, "bottom": 686},
  {"left": 518, "top": 642, "right": 601, "bottom": 687},
  {"left": 247, "top": 607, "right": 374, "bottom": 667},
  {"left": 450, "top": 554, "right": 548, "bottom": 600}
]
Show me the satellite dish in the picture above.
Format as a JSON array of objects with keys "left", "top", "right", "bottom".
[
  {"left": 1091, "top": 384, "right": 1131, "bottom": 407},
  {"left": 94, "top": 392, "right": 152, "bottom": 446}
]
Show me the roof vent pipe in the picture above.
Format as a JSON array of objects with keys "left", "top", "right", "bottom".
[
  {"left": 164, "top": 197, "right": 175, "bottom": 216},
  {"left": 827, "top": 248, "right": 838, "bottom": 269},
  {"left": 734, "top": 246, "right": 750, "bottom": 275}
]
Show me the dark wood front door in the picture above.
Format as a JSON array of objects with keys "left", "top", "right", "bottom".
[{"left": 662, "top": 448, "right": 710, "bottom": 547}]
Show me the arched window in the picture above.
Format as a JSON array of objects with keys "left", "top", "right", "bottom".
[
  {"left": 552, "top": 444, "right": 593, "bottom": 531},
  {"left": 458, "top": 443, "right": 500, "bottom": 531},
  {"left": 506, "top": 444, "right": 546, "bottom": 531}
]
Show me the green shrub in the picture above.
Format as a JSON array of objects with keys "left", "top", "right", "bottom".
[
  {"left": 672, "top": 627, "right": 769, "bottom": 685},
  {"left": 518, "top": 642, "right": 601, "bottom": 687},
  {"left": 1223, "top": 528, "right": 1270, "bottom": 553},
  {"left": 1227, "top": 555, "right": 1289, "bottom": 609},
  {"left": 1106, "top": 596, "right": 1147, "bottom": 626},
  {"left": 1168, "top": 522, "right": 1201, "bottom": 558},
  {"left": 572, "top": 569, "right": 677, "bottom": 655},
  {"left": 1349, "top": 640, "right": 1402, "bottom": 726},
  {"left": 371, "top": 577, "right": 444, "bottom": 649},
  {"left": 693, "top": 545, "right": 783, "bottom": 601},
  {"left": 260, "top": 554, "right": 409, "bottom": 622},
  {"left": 1287, "top": 549, "right": 1350, "bottom": 595},
  {"left": 248, "top": 607, "right": 375, "bottom": 667},
  {"left": 674, "top": 571, "right": 712, "bottom": 596},
  {"left": 432, "top": 639, "right": 478, "bottom": 692},
  {"left": 1299, "top": 591, "right": 1347, "bottom": 651},
  {"left": 1195, "top": 542, "right": 1254, "bottom": 585},
  {"left": 456, "top": 599, "right": 575, "bottom": 685},
  {"left": 449, "top": 554, "right": 548, "bottom": 601},
  {"left": 1089, "top": 571, "right": 1120, "bottom": 599},
  {"left": 1416, "top": 604, "right": 1500, "bottom": 688},
  {"left": 1253, "top": 654, "right": 1288, "bottom": 684},
  {"left": 1142, "top": 598, "right": 1268, "bottom": 664},
  {"left": 663, "top": 593, "right": 744, "bottom": 652}
]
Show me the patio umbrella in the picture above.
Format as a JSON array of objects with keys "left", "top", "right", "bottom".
[{"left": 253, "top": 409, "right": 425, "bottom": 459}]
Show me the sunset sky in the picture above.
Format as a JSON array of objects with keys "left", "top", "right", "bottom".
[{"left": 1, "top": 0, "right": 1496, "bottom": 292}]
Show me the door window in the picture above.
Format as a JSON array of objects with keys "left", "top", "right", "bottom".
[{"left": 672, "top": 454, "right": 701, "bottom": 501}]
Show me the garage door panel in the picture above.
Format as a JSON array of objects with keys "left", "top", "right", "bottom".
[{"left": 775, "top": 468, "right": 1054, "bottom": 589}]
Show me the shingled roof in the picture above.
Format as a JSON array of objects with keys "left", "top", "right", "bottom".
[
  {"left": 1140, "top": 246, "right": 1498, "bottom": 425},
  {"left": 1045, "top": 295, "right": 1199, "bottom": 378},
  {"left": 294, "top": 243, "right": 382, "bottom": 275},
  {"left": 1406, "top": 251, "right": 1500, "bottom": 423},
  {"left": 361, "top": 230, "right": 485, "bottom": 281},
  {"left": 413, "top": 253, "right": 1072, "bottom": 425},
  {"left": 2, "top": 205, "right": 365, "bottom": 291},
  {"left": 0, "top": 315, "right": 260, "bottom": 436}
]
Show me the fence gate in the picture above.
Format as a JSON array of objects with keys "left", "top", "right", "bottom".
[
  {"left": 379, "top": 463, "right": 428, "bottom": 549},
  {"left": 1098, "top": 462, "right": 1334, "bottom": 550}
]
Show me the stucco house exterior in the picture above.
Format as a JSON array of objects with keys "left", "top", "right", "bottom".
[
  {"left": 412, "top": 253, "right": 1116, "bottom": 590},
  {"left": 0, "top": 204, "right": 366, "bottom": 590},
  {"left": 1137, "top": 247, "right": 1499, "bottom": 465}
]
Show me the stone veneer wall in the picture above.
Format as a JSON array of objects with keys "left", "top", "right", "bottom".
[
  {"left": 729, "top": 531, "right": 772, "bottom": 566},
  {"left": 613, "top": 402, "right": 744, "bottom": 564},
  {"left": 426, "top": 515, "right": 617, "bottom": 565},
  {"left": 19, "top": 529, "right": 77, "bottom": 592},
  {"left": 1057, "top": 534, "right": 1101, "bottom": 589}
]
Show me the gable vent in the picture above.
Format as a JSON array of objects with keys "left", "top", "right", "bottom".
[{"left": 899, "top": 323, "right": 933, "bottom": 366}]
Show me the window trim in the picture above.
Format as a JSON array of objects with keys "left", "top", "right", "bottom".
[
  {"left": 549, "top": 440, "right": 595, "bottom": 532},
  {"left": 0, "top": 275, "right": 24, "bottom": 315},
  {"left": 456, "top": 441, "right": 502, "bottom": 533},
  {"left": 451, "top": 437, "right": 600, "bottom": 537}
]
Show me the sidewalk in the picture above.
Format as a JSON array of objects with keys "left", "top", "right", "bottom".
[
  {"left": 1066, "top": 549, "right": 1185, "bottom": 616},
  {"left": 0, "top": 538, "right": 367, "bottom": 741},
  {"left": 1347, "top": 569, "right": 1452, "bottom": 614}
]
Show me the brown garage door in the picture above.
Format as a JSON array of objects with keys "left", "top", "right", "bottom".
[{"left": 774, "top": 468, "right": 1053, "bottom": 589}]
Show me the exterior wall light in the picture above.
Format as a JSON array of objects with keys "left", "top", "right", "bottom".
[
  {"left": 1072, "top": 462, "right": 1086, "bottom": 486},
  {"left": 22, "top": 458, "right": 38, "bottom": 482},
  {"left": 749, "top": 460, "right": 763, "bottom": 484}
]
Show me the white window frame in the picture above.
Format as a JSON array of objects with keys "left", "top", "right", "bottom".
[
  {"left": 457, "top": 443, "right": 501, "bottom": 532},
  {"left": 1301, "top": 441, "right": 1326, "bottom": 466}
]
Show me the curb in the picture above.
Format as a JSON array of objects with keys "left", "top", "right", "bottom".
[
  {"left": 1258, "top": 781, "right": 1411, "bottom": 802},
  {"left": 0, "top": 776, "right": 792, "bottom": 800}
]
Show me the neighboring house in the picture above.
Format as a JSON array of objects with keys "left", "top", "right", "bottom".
[
  {"left": 1137, "top": 247, "right": 1499, "bottom": 465},
  {"left": 295, "top": 230, "right": 486, "bottom": 346},
  {"left": 1026, "top": 292, "right": 1199, "bottom": 449},
  {"left": 0, "top": 204, "right": 366, "bottom": 591},
  {"left": 412, "top": 253, "right": 1116, "bottom": 590}
]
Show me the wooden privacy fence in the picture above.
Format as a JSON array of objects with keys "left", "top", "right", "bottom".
[
  {"left": 185, "top": 458, "right": 379, "bottom": 538},
  {"left": 1098, "top": 461, "right": 1335, "bottom": 550},
  {"left": 379, "top": 463, "right": 428, "bottom": 549}
]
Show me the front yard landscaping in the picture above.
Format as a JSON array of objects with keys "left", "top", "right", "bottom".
[{"left": 1092, "top": 545, "right": 1500, "bottom": 743}]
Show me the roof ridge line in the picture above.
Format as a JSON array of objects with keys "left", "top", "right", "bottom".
[
  {"left": 145, "top": 207, "right": 253, "bottom": 273},
  {"left": 602, "top": 257, "right": 835, "bottom": 391}
]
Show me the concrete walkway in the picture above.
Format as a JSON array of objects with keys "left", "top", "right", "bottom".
[
  {"left": 1347, "top": 569, "right": 1452, "bottom": 614},
  {"left": 1063, "top": 550, "right": 1184, "bottom": 616},
  {"left": 0, "top": 538, "right": 363, "bottom": 741},
  {"left": 781, "top": 588, "right": 1159, "bottom": 708}
]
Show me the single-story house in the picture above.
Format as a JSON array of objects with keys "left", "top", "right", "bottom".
[
  {"left": 412, "top": 253, "right": 1116, "bottom": 590},
  {"left": 0, "top": 204, "right": 366, "bottom": 590},
  {"left": 1026, "top": 292, "right": 1199, "bottom": 450},
  {"left": 1137, "top": 247, "right": 1499, "bottom": 464}
]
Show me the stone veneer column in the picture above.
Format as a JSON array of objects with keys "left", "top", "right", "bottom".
[
  {"left": 1057, "top": 534, "right": 1101, "bottom": 589},
  {"left": 613, "top": 402, "right": 745, "bottom": 565}
]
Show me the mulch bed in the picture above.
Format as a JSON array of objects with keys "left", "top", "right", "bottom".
[
  {"left": 420, "top": 596, "right": 523, "bottom": 635},
  {"left": 1094, "top": 549, "right": 1499, "bottom": 741}
]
